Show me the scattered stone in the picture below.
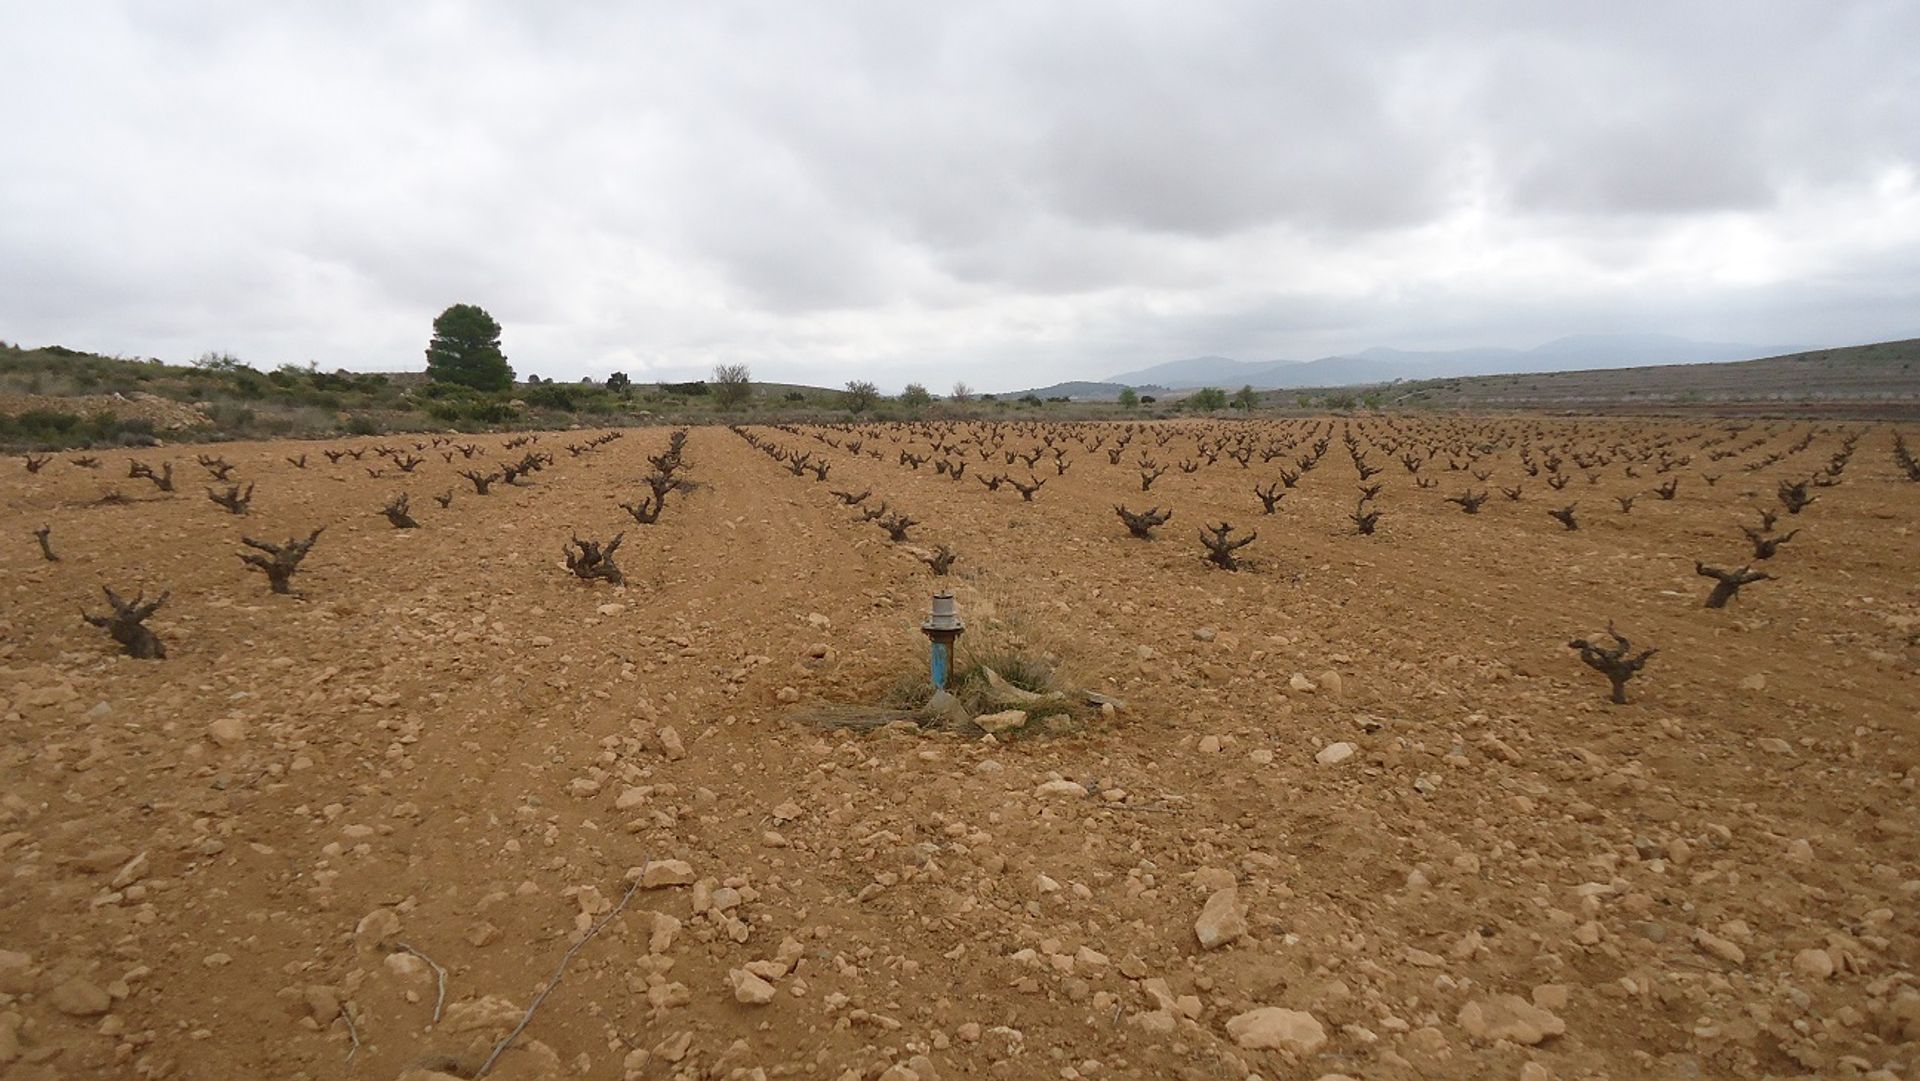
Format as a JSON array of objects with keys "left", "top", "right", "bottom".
[
  {"left": 110, "top": 851, "right": 150, "bottom": 889},
  {"left": 442, "top": 995, "right": 523, "bottom": 1035},
  {"left": 641, "top": 860, "right": 696, "bottom": 888},
  {"left": 1457, "top": 994, "right": 1565, "bottom": 1046},
  {"left": 1315, "top": 741, "right": 1356, "bottom": 765},
  {"left": 974, "top": 709, "right": 1029, "bottom": 735},
  {"left": 206, "top": 716, "right": 247, "bottom": 746},
  {"left": 354, "top": 907, "right": 401, "bottom": 949},
  {"left": 1194, "top": 886, "right": 1247, "bottom": 950},
  {"left": 1225, "top": 1007, "right": 1327, "bottom": 1054},
  {"left": 1792, "top": 948, "right": 1834, "bottom": 980},
  {"left": 922, "top": 689, "right": 970, "bottom": 726},
  {"left": 1692, "top": 928, "right": 1746, "bottom": 966},
  {"left": 657, "top": 727, "right": 686, "bottom": 760},
  {"left": 980, "top": 1026, "right": 1024, "bottom": 1060},
  {"left": 0, "top": 951, "right": 33, "bottom": 995},
  {"left": 48, "top": 978, "right": 112, "bottom": 1017},
  {"left": 1034, "top": 779, "right": 1087, "bottom": 798},
  {"left": 1531, "top": 984, "right": 1569, "bottom": 1011},
  {"left": 729, "top": 968, "right": 775, "bottom": 1005}
]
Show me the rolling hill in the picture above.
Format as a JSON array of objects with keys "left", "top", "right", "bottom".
[
  {"left": 1361, "top": 338, "right": 1920, "bottom": 417},
  {"left": 1099, "top": 334, "right": 1785, "bottom": 391}
]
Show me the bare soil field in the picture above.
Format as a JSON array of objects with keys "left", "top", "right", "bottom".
[{"left": 2, "top": 417, "right": 1917, "bottom": 1081}]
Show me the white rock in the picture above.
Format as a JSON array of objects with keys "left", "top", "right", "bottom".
[
  {"left": 1315, "top": 742, "right": 1356, "bottom": 765},
  {"left": 1034, "top": 779, "right": 1086, "bottom": 798},
  {"left": 110, "top": 851, "right": 150, "bottom": 889},
  {"left": 1792, "top": 948, "right": 1834, "bottom": 979},
  {"left": 48, "top": 978, "right": 111, "bottom": 1017},
  {"left": 729, "top": 968, "right": 775, "bottom": 1005},
  {"left": 1194, "top": 887, "right": 1248, "bottom": 950},
  {"left": 1225, "top": 1007, "right": 1326, "bottom": 1054},
  {"left": 975, "top": 709, "right": 1029, "bottom": 734},
  {"left": 1456, "top": 994, "right": 1566, "bottom": 1045},
  {"left": 657, "top": 727, "right": 686, "bottom": 760},
  {"left": 207, "top": 716, "right": 247, "bottom": 746},
  {"left": 1692, "top": 928, "right": 1746, "bottom": 966},
  {"left": 640, "top": 860, "right": 696, "bottom": 888}
]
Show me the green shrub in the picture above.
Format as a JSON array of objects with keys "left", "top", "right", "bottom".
[
  {"left": 420, "top": 381, "right": 479, "bottom": 401},
  {"left": 205, "top": 402, "right": 256, "bottom": 428},
  {"left": 0, "top": 409, "right": 159, "bottom": 449},
  {"left": 522, "top": 383, "right": 580, "bottom": 411}
]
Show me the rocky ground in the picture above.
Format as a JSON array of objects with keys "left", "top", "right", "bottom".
[{"left": 1, "top": 417, "right": 1916, "bottom": 1081}]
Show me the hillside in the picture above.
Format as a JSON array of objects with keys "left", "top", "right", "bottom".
[
  {"left": 0, "top": 343, "right": 868, "bottom": 448},
  {"left": 1104, "top": 334, "right": 1783, "bottom": 390},
  {"left": 1360, "top": 338, "right": 1920, "bottom": 417},
  {"left": 1000, "top": 380, "right": 1171, "bottom": 402}
]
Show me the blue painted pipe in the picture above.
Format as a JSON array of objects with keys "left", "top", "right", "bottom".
[
  {"left": 931, "top": 639, "right": 953, "bottom": 690},
  {"left": 921, "top": 591, "right": 964, "bottom": 691}
]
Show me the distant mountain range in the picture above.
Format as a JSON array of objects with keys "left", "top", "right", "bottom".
[{"left": 1006, "top": 334, "right": 1792, "bottom": 400}]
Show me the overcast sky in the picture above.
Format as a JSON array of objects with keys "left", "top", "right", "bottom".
[{"left": 3, "top": 2, "right": 1916, "bottom": 391}]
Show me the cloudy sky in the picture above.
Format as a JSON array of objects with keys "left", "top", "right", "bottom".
[{"left": 3, "top": 2, "right": 1916, "bottom": 390}]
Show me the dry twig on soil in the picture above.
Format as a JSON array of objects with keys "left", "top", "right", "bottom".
[{"left": 476, "top": 862, "right": 647, "bottom": 1078}]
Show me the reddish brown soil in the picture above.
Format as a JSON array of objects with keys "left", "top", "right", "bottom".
[{"left": 2, "top": 418, "right": 1916, "bottom": 1081}]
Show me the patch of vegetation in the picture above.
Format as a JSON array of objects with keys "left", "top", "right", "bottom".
[
  {"left": 879, "top": 635, "right": 1088, "bottom": 737},
  {"left": 0, "top": 408, "right": 158, "bottom": 449}
]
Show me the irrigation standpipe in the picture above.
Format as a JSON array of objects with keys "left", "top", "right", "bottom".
[{"left": 920, "top": 591, "right": 964, "bottom": 690}]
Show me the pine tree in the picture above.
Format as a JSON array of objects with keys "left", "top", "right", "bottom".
[{"left": 425, "top": 304, "right": 513, "bottom": 392}]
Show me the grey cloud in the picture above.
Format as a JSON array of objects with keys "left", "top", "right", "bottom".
[{"left": 0, "top": 1, "right": 1915, "bottom": 389}]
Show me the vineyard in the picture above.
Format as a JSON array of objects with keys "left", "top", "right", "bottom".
[{"left": 2, "top": 416, "right": 1917, "bottom": 1081}]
